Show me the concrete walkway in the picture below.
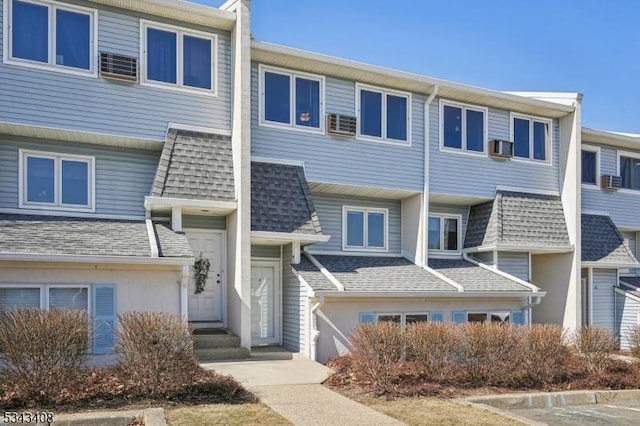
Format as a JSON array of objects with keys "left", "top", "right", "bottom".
[{"left": 202, "top": 353, "right": 404, "bottom": 426}]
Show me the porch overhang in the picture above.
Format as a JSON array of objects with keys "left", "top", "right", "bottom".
[
  {"left": 463, "top": 244, "right": 574, "bottom": 254},
  {"left": 251, "top": 231, "right": 330, "bottom": 246},
  {"left": 582, "top": 261, "right": 640, "bottom": 269},
  {"left": 145, "top": 196, "right": 237, "bottom": 216},
  {"left": 310, "top": 290, "right": 546, "bottom": 299},
  {"left": 0, "top": 253, "right": 193, "bottom": 266}
]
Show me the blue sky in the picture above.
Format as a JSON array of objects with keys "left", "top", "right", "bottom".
[{"left": 195, "top": 1, "right": 640, "bottom": 133}]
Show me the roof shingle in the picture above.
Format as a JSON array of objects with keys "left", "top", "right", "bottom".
[
  {"left": 428, "top": 258, "right": 532, "bottom": 292},
  {"left": 251, "top": 161, "right": 322, "bottom": 235},
  {"left": 581, "top": 214, "right": 638, "bottom": 265}
]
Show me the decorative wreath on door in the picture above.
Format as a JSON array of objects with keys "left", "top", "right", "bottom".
[{"left": 194, "top": 253, "right": 211, "bottom": 294}]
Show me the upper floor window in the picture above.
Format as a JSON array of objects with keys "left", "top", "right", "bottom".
[
  {"left": 20, "top": 150, "right": 94, "bottom": 211},
  {"left": 259, "top": 65, "right": 324, "bottom": 132},
  {"left": 511, "top": 114, "right": 552, "bottom": 162},
  {"left": 428, "top": 215, "right": 460, "bottom": 253},
  {"left": 343, "top": 206, "right": 388, "bottom": 251},
  {"left": 142, "top": 21, "right": 217, "bottom": 95},
  {"left": 620, "top": 153, "right": 640, "bottom": 190},
  {"left": 440, "top": 100, "right": 486, "bottom": 154},
  {"left": 5, "top": 0, "right": 96, "bottom": 75},
  {"left": 356, "top": 84, "right": 410, "bottom": 144},
  {"left": 581, "top": 146, "right": 599, "bottom": 186}
]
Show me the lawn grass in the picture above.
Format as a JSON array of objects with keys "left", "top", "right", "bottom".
[{"left": 166, "top": 403, "right": 291, "bottom": 426}]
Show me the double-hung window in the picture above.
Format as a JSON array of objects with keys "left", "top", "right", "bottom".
[
  {"left": 619, "top": 152, "right": 640, "bottom": 190},
  {"left": 20, "top": 150, "right": 94, "bottom": 211},
  {"left": 343, "top": 206, "right": 388, "bottom": 251},
  {"left": 356, "top": 84, "right": 410, "bottom": 144},
  {"left": 428, "top": 215, "right": 460, "bottom": 253},
  {"left": 581, "top": 146, "right": 599, "bottom": 186},
  {"left": 440, "top": 101, "right": 486, "bottom": 154},
  {"left": 0, "top": 285, "right": 88, "bottom": 311},
  {"left": 259, "top": 65, "right": 324, "bottom": 132},
  {"left": 377, "top": 313, "right": 430, "bottom": 325},
  {"left": 142, "top": 21, "right": 217, "bottom": 94},
  {"left": 5, "top": 0, "right": 96, "bottom": 75},
  {"left": 467, "top": 311, "right": 510, "bottom": 324},
  {"left": 511, "top": 114, "right": 552, "bottom": 162}
]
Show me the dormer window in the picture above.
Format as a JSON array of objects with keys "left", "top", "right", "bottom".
[{"left": 5, "top": 0, "right": 96, "bottom": 76}]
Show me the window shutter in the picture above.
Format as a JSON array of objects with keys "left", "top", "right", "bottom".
[
  {"left": 511, "top": 310, "right": 525, "bottom": 325},
  {"left": 359, "top": 312, "right": 375, "bottom": 323},
  {"left": 452, "top": 310, "right": 467, "bottom": 324},
  {"left": 430, "top": 311, "right": 444, "bottom": 322},
  {"left": 92, "top": 284, "right": 117, "bottom": 354}
]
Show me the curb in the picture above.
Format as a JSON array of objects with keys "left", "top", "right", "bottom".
[{"left": 6, "top": 407, "right": 168, "bottom": 426}]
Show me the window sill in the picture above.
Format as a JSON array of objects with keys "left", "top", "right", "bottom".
[
  {"left": 355, "top": 135, "right": 411, "bottom": 147},
  {"left": 19, "top": 203, "right": 95, "bottom": 214},
  {"left": 581, "top": 183, "right": 600, "bottom": 190},
  {"left": 438, "top": 147, "right": 487, "bottom": 158},
  {"left": 258, "top": 120, "right": 324, "bottom": 135},
  {"left": 140, "top": 80, "right": 218, "bottom": 97},
  {"left": 342, "top": 246, "right": 389, "bottom": 253},
  {"left": 4, "top": 58, "right": 97, "bottom": 78}
]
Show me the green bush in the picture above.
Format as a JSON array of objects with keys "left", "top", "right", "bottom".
[
  {"left": 0, "top": 308, "right": 89, "bottom": 404},
  {"left": 114, "top": 311, "right": 197, "bottom": 396}
]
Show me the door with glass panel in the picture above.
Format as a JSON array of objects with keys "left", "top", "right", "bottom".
[{"left": 251, "top": 260, "right": 281, "bottom": 346}]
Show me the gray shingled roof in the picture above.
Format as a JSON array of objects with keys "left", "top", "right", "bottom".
[
  {"left": 581, "top": 214, "right": 638, "bottom": 265},
  {"left": 465, "top": 190, "right": 570, "bottom": 249},
  {"left": 251, "top": 161, "right": 322, "bottom": 235},
  {"left": 620, "top": 277, "right": 640, "bottom": 298},
  {"left": 0, "top": 214, "right": 192, "bottom": 258},
  {"left": 301, "top": 254, "right": 457, "bottom": 292},
  {"left": 292, "top": 255, "right": 337, "bottom": 291},
  {"left": 428, "top": 258, "right": 532, "bottom": 292},
  {"left": 152, "top": 129, "right": 235, "bottom": 201}
]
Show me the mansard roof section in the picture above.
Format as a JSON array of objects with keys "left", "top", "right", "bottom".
[
  {"left": 251, "top": 161, "right": 322, "bottom": 235},
  {"left": 252, "top": 41, "right": 577, "bottom": 118},
  {"left": 581, "top": 214, "right": 640, "bottom": 267},
  {"left": 87, "top": 0, "right": 236, "bottom": 30},
  {"left": 152, "top": 130, "right": 235, "bottom": 202},
  {"left": 465, "top": 190, "right": 571, "bottom": 251}
]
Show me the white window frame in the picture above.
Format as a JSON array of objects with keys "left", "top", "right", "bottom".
[
  {"left": 19, "top": 149, "right": 95, "bottom": 212},
  {"left": 428, "top": 214, "right": 462, "bottom": 255},
  {"left": 3, "top": 0, "right": 98, "bottom": 77},
  {"left": 342, "top": 206, "right": 389, "bottom": 252},
  {"left": 581, "top": 145, "right": 600, "bottom": 189},
  {"left": 140, "top": 19, "right": 218, "bottom": 96},
  {"left": 439, "top": 99, "right": 488, "bottom": 156},
  {"left": 376, "top": 312, "right": 430, "bottom": 326},
  {"left": 258, "top": 64, "right": 325, "bottom": 134},
  {"left": 355, "top": 83, "right": 412, "bottom": 146},
  {"left": 0, "top": 283, "right": 90, "bottom": 313},
  {"left": 509, "top": 113, "right": 553, "bottom": 165},
  {"left": 616, "top": 150, "right": 640, "bottom": 193}
]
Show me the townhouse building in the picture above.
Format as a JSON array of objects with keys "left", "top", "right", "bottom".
[{"left": 0, "top": 0, "right": 636, "bottom": 362}]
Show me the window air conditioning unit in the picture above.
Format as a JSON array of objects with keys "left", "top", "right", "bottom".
[
  {"left": 326, "top": 113, "right": 357, "bottom": 136},
  {"left": 488, "top": 139, "right": 514, "bottom": 159},
  {"left": 601, "top": 174, "right": 622, "bottom": 191},
  {"left": 100, "top": 52, "right": 138, "bottom": 82}
]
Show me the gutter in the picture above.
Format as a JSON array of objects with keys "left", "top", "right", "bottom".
[
  {"left": 313, "top": 290, "right": 546, "bottom": 299},
  {"left": 309, "top": 296, "right": 325, "bottom": 362},
  {"left": 0, "top": 253, "right": 193, "bottom": 266},
  {"left": 422, "top": 85, "right": 439, "bottom": 268}
]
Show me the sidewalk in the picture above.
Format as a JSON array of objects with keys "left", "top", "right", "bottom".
[{"left": 202, "top": 353, "right": 404, "bottom": 426}]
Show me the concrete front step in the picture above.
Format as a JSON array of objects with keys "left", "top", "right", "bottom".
[
  {"left": 195, "top": 347, "right": 251, "bottom": 361},
  {"left": 193, "top": 333, "right": 241, "bottom": 349}
]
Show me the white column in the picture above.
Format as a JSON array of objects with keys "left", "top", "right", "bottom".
[
  {"left": 172, "top": 206, "right": 182, "bottom": 232},
  {"left": 292, "top": 241, "right": 301, "bottom": 264}
]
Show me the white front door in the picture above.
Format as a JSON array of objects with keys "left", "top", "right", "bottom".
[
  {"left": 251, "top": 260, "right": 281, "bottom": 345},
  {"left": 185, "top": 230, "right": 225, "bottom": 323}
]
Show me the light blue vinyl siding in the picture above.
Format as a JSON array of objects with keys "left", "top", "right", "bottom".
[
  {"left": 497, "top": 251, "right": 529, "bottom": 281},
  {"left": 616, "top": 292, "right": 640, "bottom": 350},
  {"left": 0, "top": 136, "right": 158, "bottom": 217},
  {"left": 251, "top": 63, "right": 424, "bottom": 191},
  {"left": 311, "top": 193, "right": 402, "bottom": 254},
  {"left": 251, "top": 245, "right": 280, "bottom": 258},
  {"left": 282, "top": 244, "right": 306, "bottom": 352},
  {"left": 182, "top": 215, "right": 226, "bottom": 230},
  {"left": 582, "top": 144, "right": 640, "bottom": 229},
  {"left": 0, "top": 6, "right": 232, "bottom": 140},
  {"left": 430, "top": 99, "right": 561, "bottom": 198},
  {"left": 430, "top": 204, "right": 470, "bottom": 247},
  {"left": 592, "top": 268, "right": 617, "bottom": 331},
  {"left": 473, "top": 251, "right": 494, "bottom": 265}
]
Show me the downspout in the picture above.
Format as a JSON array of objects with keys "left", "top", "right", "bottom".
[
  {"left": 310, "top": 296, "right": 325, "bottom": 362},
  {"left": 422, "top": 85, "right": 439, "bottom": 268},
  {"left": 180, "top": 264, "right": 189, "bottom": 321}
]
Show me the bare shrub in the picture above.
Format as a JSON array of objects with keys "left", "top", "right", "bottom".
[
  {"left": 458, "top": 322, "right": 522, "bottom": 386},
  {"left": 114, "top": 312, "right": 197, "bottom": 396},
  {"left": 571, "top": 326, "right": 616, "bottom": 374},
  {"left": 626, "top": 325, "right": 640, "bottom": 358},
  {"left": 349, "top": 322, "right": 404, "bottom": 394},
  {"left": 518, "top": 324, "right": 567, "bottom": 388},
  {"left": 0, "top": 308, "right": 89, "bottom": 404},
  {"left": 405, "top": 322, "right": 461, "bottom": 380}
]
